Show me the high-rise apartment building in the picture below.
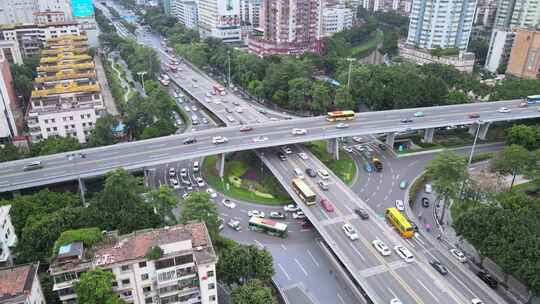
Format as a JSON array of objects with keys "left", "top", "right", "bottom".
[
  {"left": 406, "top": 0, "right": 477, "bottom": 50},
  {"left": 0, "top": 0, "right": 74, "bottom": 24},
  {"left": 239, "top": 0, "right": 262, "bottom": 34},
  {"left": 198, "top": 0, "right": 242, "bottom": 42},
  {"left": 485, "top": 0, "right": 540, "bottom": 72},
  {"left": 318, "top": 5, "right": 354, "bottom": 37},
  {"left": 0, "top": 56, "right": 20, "bottom": 144},
  {"left": 49, "top": 222, "right": 218, "bottom": 304},
  {"left": 172, "top": 0, "right": 199, "bottom": 29},
  {"left": 248, "top": 0, "right": 321, "bottom": 56},
  {"left": 507, "top": 28, "right": 540, "bottom": 78},
  {"left": 0, "top": 263, "right": 46, "bottom": 304},
  {"left": 27, "top": 35, "right": 104, "bottom": 144},
  {"left": 0, "top": 205, "right": 17, "bottom": 267}
]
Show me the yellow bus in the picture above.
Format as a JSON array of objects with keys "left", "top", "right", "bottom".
[
  {"left": 292, "top": 178, "right": 316, "bottom": 205},
  {"left": 327, "top": 110, "right": 355, "bottom": 122},
  {"left": 385, "top": 207, "right": 414, "bottom": 238}
]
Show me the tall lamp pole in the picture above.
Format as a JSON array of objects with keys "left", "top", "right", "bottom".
[
  {"left": 137, "top": 71, "right": 147, "bottom": 95},
  {"left": 468, "top": 120, "right": 484, "bottom": 166},
  {"left": 67, "top": 152, "right": 86, "bottom": 205}
]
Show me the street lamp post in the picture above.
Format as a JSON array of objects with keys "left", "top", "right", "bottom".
[
  {"left": 137, "top": 71, "right": 147, "bottom": 95},
  {"left": 67, "top": 153, "right": 86, "bottom": 205},
  {"left": 468, "top": 120, "right": 483, "bottom": 166}
]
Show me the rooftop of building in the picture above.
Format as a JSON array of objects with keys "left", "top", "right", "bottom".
[
  {"left": 0, "top": 263, "right": 38, "bottom": 302},
  {"left": 50, "top": 222, "right": 216, "bottom": 274},
  {"left": 0, "top": 21, "right": 79, "bottom": 30}
]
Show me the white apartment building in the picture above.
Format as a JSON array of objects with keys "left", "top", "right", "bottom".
[
  {"left": 406, "top": 0, "right": 477, "bottom": 50},
  {"left": 318, "top": 5, "right": 353, "bottom": 38},
  {"left": 0, "top": 0, "right": 73, "bottom": 25},
  {"left": 0, "top": 56, "right": 20, "bottom": 144},
  {"left": 37, "top": 0, "right": 73, "bottom": 20},
  {"left": 0, "top": 205, "right": 17, "bottom": 268},
  {"left": 198, "top": 0, "right": 242, "bottom": 42},
  {"left": 0, "top": 263, "right": 46, "bottom": 304},
  {"left": 50, "top": 222, "right": 218, "bottom": 304},
  {"left": 239, "top": 0, "right": 262, "bottom": 34},
  {"left": 172, "top": 0, "right": 199, "bottom": 29},
  {"left": 398, "top": 41, "right": 475, "bottom": 72}
]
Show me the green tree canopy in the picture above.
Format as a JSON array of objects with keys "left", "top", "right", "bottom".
[
  {"left": 490, "top": 144, "right": 534, "bottom": 189},
  {"left": 146, "top": 185, "right": 179, "bottom": 224},
  {"left": 0, "top": 143, "right": 22, "bottom": 163},
  {"left": 217, "top": 244, "right": 274, "bottom": 286},
  {"left": 90, "top": 114, "right": 118, "bottom": 147},
  {"left": 180, "top": 192, "right": 219, "bottom": 235},
  {"left": 74, "top": 269, "right": 127, "bottom": 304},
  {"left": 505, "top": 124, "right": 539, "bottom": 150},
  {"left": 230, "top": 279, "right": 276, "bottom": 304},
  {"left": 30, "top": 137, "right": 82, "bottom": 156}
]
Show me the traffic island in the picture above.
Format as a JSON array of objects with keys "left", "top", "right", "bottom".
[
  {"left": 202, "top": 151, "right": 292, "bottom": 206},
  {"left": 304, "top": 141, "right": 357, "bottom": 184}
]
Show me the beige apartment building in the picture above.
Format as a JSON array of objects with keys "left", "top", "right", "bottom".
[{"left": 507, "top": 28, "right": 540, "bottom": 79}]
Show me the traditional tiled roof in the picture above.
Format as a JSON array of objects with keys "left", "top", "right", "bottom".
[{"left": 0, "top": 263, "right": 37, "bottom": 301}]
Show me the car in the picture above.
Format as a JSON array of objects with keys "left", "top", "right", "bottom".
[
  {"left": 253, "top": 136, "right": 268, "bottom": 143},
  {"left": 206, "top": 188, "right": 218, "bottom": 198},
  {"left": 394, "top": 245, "right": 414, "bottom": 263},
  {"left": 414, "top": 111, "right": 425, "bottom": 117},
  {"left": 469, "top": 113, "right": 480, "bottom": 118},
  {"left": 281, "top": 146, "right": 293, "bottom": 154},
  {"left": 344, "top": 146, "right": 353, "bottom": 153},
  {"left": 193, "top": 161, "right": 200, "bottom": 172},
  {"left": 195, "top": 177, "right": 205, "bottom": 187},
  {"left": 212, "top": 136, "right": 228, "bottom": 144},
  {"left": 399, "top": 180, "right": 408, "bottom": 189},
  {"left": 293, "top": 168, "right": 304, "bottom": 178},
  {"left": 221, "top": 199, "right": 236, "bottom": 209},
  {"left": 277, "top": 152, "right": 287, "bottom": 161},
  {"left": 218, "top": 217, "right": 225, "bottom": 231},
  {"left": 336, "top": 123, "right": 349, "bottom": 128},
  {"left": 401, "top": 118, "right": 413, "bottom": 123},
  {"left": 248, "top": 210, "right": 265, "bottom": 218},
  {"left": 291, "top": 128, "right": 307, "bottom": 135},
  {"left": 317, "top": 169, "right": 330, "bottom": 180},
  {"left": 519, "top": 102, "right": 528, "bottom": 108},
  {"left": 292, "top": 211, "right": 306, "bottom": 219},
  {"left": 228, "top": 219, "right": 241, "bottom": 231},
  {"left": 269, "top": 211, "right": 285, "bottom": 219},
  {"left": 450, "top": 248, "right": 467, "bottom": 263},
  {"left": 183, "top": 137, "right": 197, "bottom": 144},
  {"left": 422, "top": 197, "right": 430, "bottom": 208},
  {"left": 477, "top": 270, "right": 498, "bottom": 288},
  {"left": 202, "top": 118, "right": 209, "bottom": 124},
  {"left": 471, "top": 298, "right": 484, "bottom": 304},
  {"left": 300, "top": 220, "right": 312, "bottom": 229},
  {"left": 364, "top": 163, "right": 373, "bottom": 173},
  {"left": 180, "top": 168, "right": 187, "bottom": 177},
  {"left": 378, "top": 143, "right": 387, "bottom": 151},
  {"left": 233, "top": 101, "right": 240, "bottom": 106},
  {"left": 395, "top": 199, "right": 405, "bottom": 211},
  {"left": 240, "top": 126, "right": 253, "bottom": 132},
  {"left": 314, "top": 179, "right": 330, "bottom": 191},
  {"left": 170, "top": 178, "right": 180, "bottom": 189},
  {"left": 225, "top": 107, "right": 232, "bottom": 113},
  {"left": 298, "top": 152, "right": 308, "bottom": 160},
  {"left": 235, "top": 107, "right": 243, "bottom": 113},
  {"left": 354, "top": 208, "right": 369, "bottom": 219},
  {"left": 182, "top": 192, "right": 191, "bottom": 200},
  {"left": 372, "top": 239, "right": 391, "bottom": 256},
  {"left": 168, "top": 167, "right": 176, "bottom": 177},
  {"left": 192, "top": 84, "right": 198, "bottom": 88},
  {"left": 430, "top": 260, "right": 449, "bottom": 275},
  {"left": 390, "top": 298, "right": 403, "bottom": 304},
  {"left": 226, "top": 116, "right": 236, "bottom": 123},
  {"left": 206, "top": 92, "right": 212, "bottom": 97},
  {"left": 191, "top": 106, "right": 198, "bottom": 111},
  {"left": 342, "top": 224, "right": 359, "bottom": 241},
  {"left": 425, "top": 183, "right": 433, "bottom": 193},
  {"left": 498, "top": 107, "right": 511, "bottom": 113},
  {"left": 283, "top": 204, "right": 300, "bottom": 212},
  {"left": 320, "top": 198, "right": 334, "bottom": 212},
  {"left": 409, "top": 220, "right": 419, "bottom": 232},
  {"left": 352, "top": 136, "right": 364, "bottom": 143}
]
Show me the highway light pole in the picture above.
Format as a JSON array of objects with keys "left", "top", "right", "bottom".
[
  {"left": 137, "top": 71, "right": 147, "bottom": 94},
  {"left": 468, "top": 120, "right": 484, "bottom": 166},
  {"left": 67, "top": 152, "right": 86, "bottom": 205}
]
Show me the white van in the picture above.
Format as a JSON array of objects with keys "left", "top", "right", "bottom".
[
  {"left": 193, "top": 161, "right": 200, "bottom": 172},
  {"left": 293, "top": 168, "right": 304, "bottom": 178}
]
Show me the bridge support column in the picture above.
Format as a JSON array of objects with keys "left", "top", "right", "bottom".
[
  {"left": 422, "top": 128, "right": 435, "bottom": 143},
  {"left": 468, "top": 123, "right": 490, "bottom": 140},
  {"left": 78, "top": 178, "right": 87, "bottom": 206},
  {"left": 216, "top": 153, "right": 226, "bottom": 178},
  {"left": 385, "top": 132, "right": 396, "bottom": 148},
  {"left": 326, "top": 138, "right": 340, "bottom": 160}
]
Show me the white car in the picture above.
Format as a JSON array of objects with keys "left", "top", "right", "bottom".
[
  {"left": 471, "top": 298, "right": 483, "bottom": 304},
  {"left": 281, "top": 146, "right": 293, "bottom": 154},
  {"left": 235, "top": 107, "right": 243, "bottom": 113},
  {"left": 450, "top": 248, "right": 467, "bottom": 263},
  {"left": 185, "top": 107, "right": 191, "bottom": 112},
  {"left": 252, "top": 136, "right": 268, "bottom": 143},
  {"left": 192, "top": 106, "right": 198, "bottom": 111},
  {"left": 170, "top": 178, "right": 180, "bottom": 190},
  {"left": 372, "top": 239, "right": 391, "bottom": 256},
  {"left": 212, "top": 136, "right": 228, "bottom": 144},
  {"left": 395, "top": 200, "right": 405, "bottom": 211},
  {"left": 168, "top": 167, "right": 176, "bottom": 177},
  {"left": 336, "top": 123, "right": 349, "bottom": 129},
  {"left": 228, "top": 219, "right": 241, "bottom": 231},
  {"left": 498, "top": 107, "right": 511, "bottom": 113},
  {"left": 292, "top": 211, "right": 306, "bottom": 219},
  {"left": 248, "top": 210, "right": 265, "bottom": 218},
  {"left": 390, "top": 299, "right": 403, "bottom": 304},
  {"left": 298, "top": 152, "right": 308, "bottom": 160},
  {"left": 180, "top": 168, "right": 187, "bottom": 177},
  {"left": 343, "top": 146, "right": 353, "bottom": 153},
  {"left": 352, "top": 136, "right": 364, "bottom": 143},
  {"left": 317, "top": 169, "right": 330, "bottom": 180},
  {"left": 291, "top": 128, "right": 307, "bottom": 135},
  {"left": 293, "top": 168, "right": 304, "bottom": 178},
  {"left": 222, "top": 199, "right": 236, "bottom": 209},
  {"left": 394, "top": 245, "right": 414, "bottom": 263},
  {"left": 342, "top": 223, "right": 359, "bottom": 241},
  {"left": 284, "top": 204, "right": 300, "bottom": 212},
  {"left": 206, "top": 188, "right": 217, "bottom": 198},
  {"left": 425, "top": 183, "right": 433, "bottom": 193},
  {"left": 206, "top": 92, "right": 212, "bottom": 97},
  {"left": 269, "top": 211, "right": 285, "bottom": 219},
  {"left": 195, "top": 177, "right": 205, "bottom": 187}
]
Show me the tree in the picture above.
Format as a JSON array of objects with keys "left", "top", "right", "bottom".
[
  {"left": 0, "top": 143, "right": 22, "bottom": 163},
  {"left": 230, "top": 279, "right": 276, "bottom": 304},
  {"left": 146, "top": 185, "right": 179, "bottom": 224},
  {"left": 468, "top": 39, "right": 489, "bottom": 66},
  {"left": 505, "top": 124, "right": 538, "bottom": 150},
  {"left": 30, "top": 137, "right": 81, "bottom": 156},
  {"left": 335, "top": 86, "right": 355, "bottom": 110},
  {"left": 74, "top": 269, "right": 127, "bottom": 304},
  {"left": 311, "top": 82, "right": 332, "bottom": 113},
  {"left": 426, "top": 151, "right": 468, "bottom": 224},
  {"left": 180, "top": 192, "right": 219, "bottom": 235},
  {"left": 490, "top": 144, "right": 533, "bottom": 189},
  {"left": 217, "top": 244, "right": 274, "bottom": 286},
  {"left": 90, "top": 114, "right": 118, "bottom": 147}
]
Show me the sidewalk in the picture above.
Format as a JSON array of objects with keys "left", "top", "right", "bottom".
[{"left": 95, "top": 55, "right": 119, "bottom": 115}]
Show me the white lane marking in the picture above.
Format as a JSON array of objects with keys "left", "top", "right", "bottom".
[
  {"left": 294, "top": 258, "right": 308, "bottom": 276},
  {"left": 349, "top": 243, "right": 366, "bottom": 261},
  {"left": 414, "top": 234, "right": 426, "bottom": 245},
  {"left": 416, "top": 278, "right": 440, "bottom": 303},
  {"left": 281, "top": 244, "right": 287, "bottom": 251},
  {"left": 307, "top": 249, "right": 320, "bottom": 267},
  {"left": 337, "top": 293, "right": 346, "bottom": 304},
  {"left": 254, "top": 239, "right": 264, "bottom": 248},
  {"left": 407, "top": 160, "right": 419, "bottom": 167},
  {"left": 387, "top": 287, "right": 397, "bottom": 298},
  {"left": 278, "top": 263, "right": 292, "bottom": 280},
  {"left": 149, "top": 153, "right": 170, "bottom": 158},
  {"left": 448, "top": 269, "right": 477, "bottom": 298},
  {"left": 405, "top": 238, "right": 416, "bottom": 248}
]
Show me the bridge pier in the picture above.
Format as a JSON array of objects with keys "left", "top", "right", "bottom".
[
  {"left": 326, "top": 138, "right": 340, "bottom": 160},
  {"left": 422, "top": 128, "right": 435, "bottom": 143},
  {"left": 385, "top": 132, "right": 396, "bottom": 148},
  {"left": 216, "top": 153, "right": 226, "bottom": 178},
  {"left": 468, "top": 122, "right": 491, "bottom": 140}
]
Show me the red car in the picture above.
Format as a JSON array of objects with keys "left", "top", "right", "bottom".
[
  {"left": 468, "top": 113, "right": 480, "bottom": 118},
  {"left": 239, "top": 126, "right": 253, "bottom": 132},
  {"left": 320, "top": 199, "right": 334, "bottom": 212},
  {"left": 519, "top": 102, "right": 528, "bottom": 108},
  {"left": 300, "top": 220, "right": 312, "bottom": 229}
]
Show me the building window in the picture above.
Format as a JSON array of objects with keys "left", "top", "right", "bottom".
[
  {"left": 87, "top": 114, "right": 91, "bottom": 118},
  {"left": 51, "top": 118, "right": 55, "bottom": 123},
  {"left": 143, "top": 286, "right": 151, "bottom": 293},
  {"left": 139, "top": 261, "right": 147, "bottom": 268},
  {"left": 112, "top": 281, "right": 118, "bottom": 287},
  {"left": 46, "top": 128, "right": 51, "bottom": 132},
  {"left": 141, "top": 273, "right": 149, "bottom": 280},
  {"left": 70, "top": 116, "right": 73, "bottom": 120},
  {"left": 44, "top": 119, "right": 49, "bottom": 124},
  {"left": 80, "top": 114, "right": 85, "bottom": 119},
  {"left": 207, "top": 270, "right": 214, "bottom": 277},
  {"left": 82, "top": 122, "right": 86, "bottom": 127},
  {"left": 209, "top": 283, "right": 215, "bottom": 290},
  {"left": 53, "top": 127, "right": 57, "bottom": 131},
  {"left": 210, "top": 295, "right": 216, "bottom": 301},
  {"left": 122, "top": 291, "right": 132, "bottom": 297},
  {"left": 145, "top": 298, "right": 153, "bottom": 304},
  {"left": 121, "top": 279, "right": 130, "bottom": 285},
  {"left": 121, "top": 265, "right": 130, "bottom": 272}
]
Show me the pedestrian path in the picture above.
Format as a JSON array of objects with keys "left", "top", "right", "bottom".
[{"left": 95, "top": 55, "right": 118, "bottom": 115}]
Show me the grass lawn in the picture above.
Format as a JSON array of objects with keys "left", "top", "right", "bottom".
[
  {"left": 512, "top": 180, "right": 540, "bottom": 198},
  {"left": 350, "top": 30, "right": 384, "bottom": 58},
  {"left": 305, "top": 141, "right": 357, "bottom": 184},
  {"left": 202, "top": 153, "right": 291, "bottom": 206}
]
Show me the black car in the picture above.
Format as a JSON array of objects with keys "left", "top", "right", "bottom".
[
  {"left": 422, "top": 197, "right": 430, "bottom": 208},
  {"left": 429, "top": 260, "right": 448, "bottom": 275},
  {"left": 354, "top": 208, "right": 369, "bottom": 220},
  {"left": 278, "top": 152, "right": 287, "bottom": 161},
  {"left": 183, "top": 137, "right": 197, "bottom": 144},
  {"left": 477, "top": 271, "right": 498, "bottom": 289},
  {"left": 378, "top": 143, "right": 386, "bottom": 151},
  {"left": 409, "top": 220, "right": 419, "bottom": 232},
  {"left": 305, "top": 168, "right": 317, "bottom": 177},
  {"left": 401, "top": 118, "right": 413, "bottom": 123}
]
